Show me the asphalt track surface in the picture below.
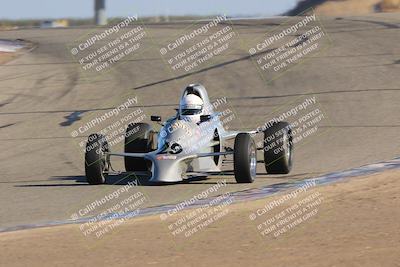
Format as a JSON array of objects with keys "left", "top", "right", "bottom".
[{"left": 0, "top": 13, "right": 399, "bottom": 230}]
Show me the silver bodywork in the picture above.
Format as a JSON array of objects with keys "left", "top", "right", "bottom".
[{"left": 109, "top": 84, "right": 254, "bottom": 183}]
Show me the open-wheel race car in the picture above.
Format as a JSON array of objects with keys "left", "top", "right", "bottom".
[{"left": 84, "top": 84, "right": 293, "bottom": 184}]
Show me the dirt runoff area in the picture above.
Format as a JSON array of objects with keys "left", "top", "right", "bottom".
[{"left": 1, "top": 169, "right": 399, "bottom": 267}]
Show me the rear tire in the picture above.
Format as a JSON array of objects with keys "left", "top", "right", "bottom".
[
  {"left": 124, "top": 123, "right": 153, "bottom": 172},
  {"left": 263, "top": 121, "right": 293, "bottom": 174},
  {"left": 234, "top": 133, "right": 257, "bottom": 183},
  {"left": 85, "top": 133, "right": 108, "bottom": 185}
]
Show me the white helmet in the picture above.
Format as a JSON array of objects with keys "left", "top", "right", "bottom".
[{"left": 179, "top": 94, "right": 204, "bottom": 123}]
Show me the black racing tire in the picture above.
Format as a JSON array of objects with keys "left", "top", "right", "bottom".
[
  {"left": 85, "top": 133, "right": 109, "bottom": 185},
  {"left": 234, "top": 133, "right": 257, "bottom": 183},
  {"left": 263, "top": 121, "right": 293, "bottom": 174},
  {"left": 124, "top": 123, "right": 153, "bottom": 172}
]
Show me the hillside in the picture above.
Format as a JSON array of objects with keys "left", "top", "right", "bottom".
[{"left": 287, "top": 0, "right": 400, "bottom": 16}]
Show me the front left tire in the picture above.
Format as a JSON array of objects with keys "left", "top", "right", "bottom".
[
  {"left": 234, "top": 133, "right": 257, "bottom": 183},
  {"left": 124, "top": 123, "right": 153, "bottom": 172}
]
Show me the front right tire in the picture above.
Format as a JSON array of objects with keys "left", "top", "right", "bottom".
[
  {"left": 263, "top": 121, "right": 293, "bottom": 174},
  {"left": 85, "top": 133, "right": 109, "bottom": 184}
]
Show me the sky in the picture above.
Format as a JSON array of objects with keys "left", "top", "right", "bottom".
[{"left": 0, "top": 0, "right": 298, "bottom": 20}]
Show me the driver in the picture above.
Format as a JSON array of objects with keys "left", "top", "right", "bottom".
[{"left": 179, "top": 94, "right": 204, "bottom": 123}]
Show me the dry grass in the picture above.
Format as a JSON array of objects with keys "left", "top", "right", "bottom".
[
  {"left": 379, "top": 0, "right": 400, "bottom": 11},
  {"left": 314, "top": 0, "right": 380, "bottom": 16},
  {"left": 288, "top": 0, "right": 400, "bottom": 16}
]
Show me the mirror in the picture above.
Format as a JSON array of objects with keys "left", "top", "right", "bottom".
[
  {"left": 151, "top": 115, "right": 162, "bottom": 122},
  {"left": 200, "top": 115, "right": 212, "bottom": 122}
]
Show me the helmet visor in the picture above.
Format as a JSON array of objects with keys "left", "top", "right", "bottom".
[
  {"left": 181, "top": 108, "right": 202, "bottom": 115},
  {"left": 181, "top": 103, "right": 202, "bottom": 115}
]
